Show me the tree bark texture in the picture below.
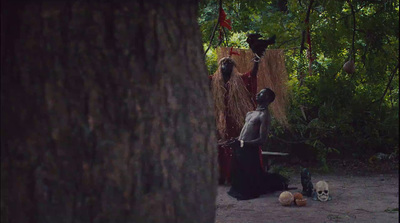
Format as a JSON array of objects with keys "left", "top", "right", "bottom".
[{"left": 1, "top": 1, "right": 217, "bottom": 223}]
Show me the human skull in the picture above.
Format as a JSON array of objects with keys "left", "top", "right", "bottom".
[{"left": 315, "top": 181, "right": 329, "bottom": 202}]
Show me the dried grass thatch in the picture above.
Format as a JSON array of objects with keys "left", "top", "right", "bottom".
[
  {"left": 217, "top": 47, "right": 289, "bottom": 127},
  {"left": 212, "top": 58, "right": 254, "bottom": 139}
]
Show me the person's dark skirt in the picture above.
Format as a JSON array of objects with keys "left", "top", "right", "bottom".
[{"left": 228, "top": 146, "right": 288, "bottom": 200}]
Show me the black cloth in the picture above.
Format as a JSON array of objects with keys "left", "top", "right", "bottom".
[{"left": 228, "top": 145, "right": 288, "bottom": 200}]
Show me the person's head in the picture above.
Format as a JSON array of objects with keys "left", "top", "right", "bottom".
[
  {"left": 219, "top": 57, "right": 236, "bottom": 80},
  {"left": 256, "top": 88, "right": 275, "bottom": 105}
]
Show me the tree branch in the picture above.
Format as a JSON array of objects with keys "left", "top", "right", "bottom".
[
  {"left": 298, "top": 0, "right": 314, "bottom": 85},
  {"left": 347, "top": 0, "right": 356, "bottom": 61},
  {"left": 203, "top": 0, "right": 222, "bottom": 57},
  {"left": 203, "top": 21, "right": 219, "bottom": 56},
  {"left": 277, "top": 37, "right": 300, "bottom": 49},
  {"left": 378, "top": 63, "right": 399, "bottom": 105},
  {"left": 299, "top": 0, "right": 314, "bottom": 56}
]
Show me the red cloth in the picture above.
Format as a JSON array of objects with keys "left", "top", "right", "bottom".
[
  {"left": 219, "top": 7, "right": 232, "bottom": 30},
  {"left": 211, "top": 72, "right": 258, "bottom": 184}
]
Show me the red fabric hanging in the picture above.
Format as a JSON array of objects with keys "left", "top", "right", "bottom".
[
  {"left": 219, "top": 7, "right": 232, "bottom": 30},
  {"left": 229, "top": 47, "right": 240, "bottom": 56}
]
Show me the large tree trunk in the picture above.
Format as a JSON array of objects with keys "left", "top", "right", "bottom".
[{"left": 1, "top": 1, "right": 217, "bottom": 223}]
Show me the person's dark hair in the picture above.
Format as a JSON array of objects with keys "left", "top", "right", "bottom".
[{"left": 264, "top": 88, "right": 275, "bottom": 104}]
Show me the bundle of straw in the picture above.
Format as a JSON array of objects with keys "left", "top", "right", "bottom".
[
  {"left": 216, "top": 47, "right": 289, "bottom": 127},
  {"left": 212, "top": 59, "right": 254, "bottom": 139}
]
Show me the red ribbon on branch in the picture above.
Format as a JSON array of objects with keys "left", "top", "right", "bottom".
[
  {"left": 219, "top": 7, "right": 232, "bottom": 30},
  {"left": 229, "top": 47, "right": 240, "bottom": 57},
  {"left": 218, "top": 7, "right": 231, "bottom": 41},
  {"left": 203, "top": 1, "right": 233, "bottom": 56}
]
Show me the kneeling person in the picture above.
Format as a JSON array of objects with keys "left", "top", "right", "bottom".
[{"left": 226, "top": 88, "right": 288, "bottom": 200}]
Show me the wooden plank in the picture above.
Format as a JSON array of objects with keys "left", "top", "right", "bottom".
[{"left": 261, "top": 151, "right": 289, "bottom": 156}]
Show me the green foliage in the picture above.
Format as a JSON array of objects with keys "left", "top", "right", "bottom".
[
  {"left": 384, "top": 208, "right": 399, "bottom": 213},
  {"left": 204, "top": 44, "right": 218, "bottom": 75},
  {"left": 199, "top": 0, "right": 399, "bottom": 169}
]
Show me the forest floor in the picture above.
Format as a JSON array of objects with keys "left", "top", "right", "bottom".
[{"left": 215, "top": 160, "right": 399, "bottom": 223}]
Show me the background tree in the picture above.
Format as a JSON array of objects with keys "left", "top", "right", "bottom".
[{"left": 1, "top": 1, "right": 216, "bottom": 223}]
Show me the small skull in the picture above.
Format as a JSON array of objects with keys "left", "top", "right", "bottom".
[{"left": 315, "top": 181, "right": 329, "bottom": 202}]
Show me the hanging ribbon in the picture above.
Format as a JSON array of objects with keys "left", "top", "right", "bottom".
[
  {"left": 229, "top": 47, "right": 240, "bottom": 57},
  {"left": 218, "top": 6, "right": 232, "bottom": 41},
  {"left": 219, "top": 7, "right": 232, "bottom": 30}
]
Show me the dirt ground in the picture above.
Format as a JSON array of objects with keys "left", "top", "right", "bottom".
[{"left": 215, "top": 170, "right": 399, "bottom": 223}]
